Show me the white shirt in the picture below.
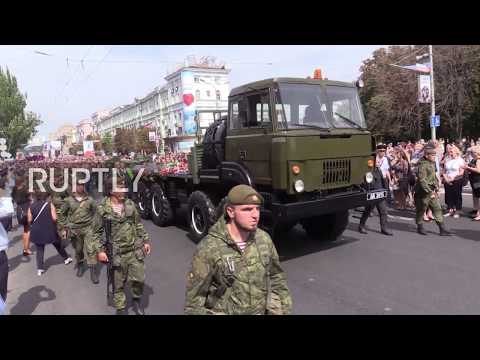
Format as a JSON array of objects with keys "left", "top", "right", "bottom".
[
  {"left": 444, "top": 157, "right": 465, "bottom": 180},
  {"left": 376, "top": 156, "right": 390, "bottom": 178}
]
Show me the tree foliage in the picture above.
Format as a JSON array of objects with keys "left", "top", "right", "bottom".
[
  {"left": 101, "top": 132, "right": 113, "bottom": 154},
  {"left": 359, "top": 45, "right": 480, "bottom": 141},
  {"left": 134, "top": 128, "right": 157, "bottom": 154},
  {"left": 113, "top": 127, "right": 157, "bottom": 154},
  {"left": 0, "top": 67, "right": 42, "bottom": 153}
]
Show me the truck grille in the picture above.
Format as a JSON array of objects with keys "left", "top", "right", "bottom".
[{"left": 322, "top": 159, "right": 351, "bottom": 185}]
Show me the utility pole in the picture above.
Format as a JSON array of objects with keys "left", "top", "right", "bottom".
[{"left": 429, "top": 45, "right": 436, "bottom": 141}]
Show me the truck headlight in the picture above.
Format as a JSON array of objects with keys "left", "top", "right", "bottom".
[
  {"left": 365, "top": 172, "right": 374, "bottom": 184},
  {"left": 294, "top": 179, "right": 305, "bottom": 193}
]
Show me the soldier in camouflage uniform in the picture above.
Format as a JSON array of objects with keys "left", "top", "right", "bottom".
[
  {"left": 415, "top": 147, "right": 452, "bottom": 236},
  {"left": 90, "top": 178, "right": 151, "bottom": 315},
  {"left": 48, "top": 172, "right": 70, "bottom": 217},
  {"left": 184, "top": 185, "right": 292, "bottom": 315},
  {"left": 59, "top": 180, "right": 99, "bottom": 282}
]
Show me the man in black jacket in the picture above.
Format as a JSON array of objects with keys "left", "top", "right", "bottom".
[{"left": 358, "top": 161, "right": 393, "bottom": 236}]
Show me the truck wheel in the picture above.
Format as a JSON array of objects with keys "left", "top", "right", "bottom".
[
  {"left": 214, "top": 196, "right": 228, "bottom": 223},
  {"left": 188, "top": 191, "right": 217, "bottom": 243},
  {"left": 272, "top": 222, "right": 297, "bottom": 240},
  {"left": 136, "top": 181, "right": 151, "bottom": 220},
  {"left": 151, "top": 184, "right": 174, "bottom": 227},
  {"left": 302, "top": 211, "right": 349, "bottom": 241}
]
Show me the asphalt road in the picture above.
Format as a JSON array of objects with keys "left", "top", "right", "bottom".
[{"left": 3, "top": 191, "right": 480, "bottom": 315}]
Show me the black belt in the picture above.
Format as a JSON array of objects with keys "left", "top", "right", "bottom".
[{"left": 116, "top": 247, "right": 135, "bottom": 255}]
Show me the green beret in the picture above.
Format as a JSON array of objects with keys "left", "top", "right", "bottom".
[
  {"left": 227, "top": 185, "right": 264, "bottom": 205},
  {"left": 424, "top": 147, "right": 436, "bottom": 155}
]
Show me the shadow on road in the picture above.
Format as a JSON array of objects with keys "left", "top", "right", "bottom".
[
  {"left": 449, "top": 228, "right": 480, "bottom": 242},
  {"left": 8, "top": 234, "right": 23, "bottom": 247},
  {"left": 9, "top": 285, "right": 56, "bottom": 315},
  {"left": 274, "top": 227, "right": 360, "bottom": 261},
  {"left": 124, "top": 283, "right": 154, "bottom": 315},
  {"left": 8, "top": 253, "right": 31, "bottom": 272},
  {"left": 44, "top": 253, "right": 69, "bottom": 270},
  {"left": 347, "top": 220, "right": 415, "bottom": 235}
]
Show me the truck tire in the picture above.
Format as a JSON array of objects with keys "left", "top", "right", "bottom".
[
  {"left": 301, "top": 211, "right": 349, "bottom": 241},
  {"left": 202, "top": 118, "right": 226, "bottom": 169},
  {"left": 272, "top": 222, "right": 297, "bottom": 240},
  {"left": 136, "top": 181, "right": 151, "bottom": 220},
  {"left": 150, "top": 184, "right": 174, "bottom": 227},
  {"left": 188, "top": 191, "right": 217, "bottom": 243}
]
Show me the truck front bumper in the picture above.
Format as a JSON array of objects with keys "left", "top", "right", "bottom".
[{"left": 270, "top": 188, "right": 387, "bottom": 222}]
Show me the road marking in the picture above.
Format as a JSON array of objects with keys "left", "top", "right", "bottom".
[{"left": 387, "top": 214, "right": 415, "bottom": 221}]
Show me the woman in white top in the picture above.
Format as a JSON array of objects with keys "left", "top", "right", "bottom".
[{"left": 442, "top": 145, "right": 466, "bottom": 218}]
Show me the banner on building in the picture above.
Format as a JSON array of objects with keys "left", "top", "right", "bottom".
[
  {"left": 83, "top": 140, "right": 94, "bottom": 157},
  {"left": 418, "top": 75, "right": 432, "bottom": 103},
  {"left": 149, "top": 131, "right": 156, "bottom": 142},
  {"left": 181, "top": 70, "right": 197, "bottom": 135}
]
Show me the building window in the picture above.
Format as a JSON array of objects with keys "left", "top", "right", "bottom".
[
  {"left": 194, "top": 77, "right": 199, "bottom": 83},
  {"left": 216, "top": 90, "right": 221, "bottom": 100},
  {"left": 206, "top": 90, "right": 211, "bottom": 98},
  {"left": 195, "top": 90, "right": 200, "bottom": 100}
]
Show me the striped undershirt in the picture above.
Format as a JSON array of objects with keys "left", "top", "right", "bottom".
[
  {"left": 236, "top": 241, "right": 247, "bottom": 252},
  {"left": 111, "top": 202, "right": 124, "bottom": 216}
]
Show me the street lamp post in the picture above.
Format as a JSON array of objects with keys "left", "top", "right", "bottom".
[{"left": 429, "top": 45, "right": 436, "bottom": 141}]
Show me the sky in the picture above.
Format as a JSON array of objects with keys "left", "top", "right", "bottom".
[{"left": 0, "top": 45, "right": 384, "bottom": 138}]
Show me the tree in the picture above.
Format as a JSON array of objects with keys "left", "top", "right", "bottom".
[
  {"left": 0, "top": 67, "right": 42, "bottom": 153},
  {"left": 69, "top": 143, "right": 83, "bottom": 155},
  {"left": 134, "top": 128, "right": 156, "bottom": 154},
  {"left": 359, "top": 45, "right": 480, "bottom": 141},
  {"left": 114, "top": 128, "right": 136, "bottom": 155},
  {"left": 101, "top": 132, "right": 113, "bottom": 154}
]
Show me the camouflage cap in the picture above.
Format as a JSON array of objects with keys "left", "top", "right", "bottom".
[{"left": 227, "top": 185, "right": 264, "bottom": 205}]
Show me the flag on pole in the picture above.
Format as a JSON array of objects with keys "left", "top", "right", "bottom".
[{"left": 391, "top": 63, "right": 431, "bottom": 73}]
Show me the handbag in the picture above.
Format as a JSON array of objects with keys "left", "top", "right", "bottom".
[{"left": 462, "top": 173, "right": 469, "bottom": 187}]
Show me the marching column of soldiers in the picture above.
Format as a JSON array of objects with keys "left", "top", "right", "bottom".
[
  {"left": 3, "top": 156, "right": 293, "bottom": 315},
  {"left": 5, "top": 158, "right": 152, "bottom": 315}
]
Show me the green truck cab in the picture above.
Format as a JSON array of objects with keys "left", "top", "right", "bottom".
[{"left": 134, "top": 77, "right": 385, "bottom": 242}]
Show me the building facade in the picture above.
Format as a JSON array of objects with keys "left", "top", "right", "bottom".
[
  {"left": 91, "top": 109, "right": 111, "bottom": 136},
  {"left": 76, "top": 119, "right": 94, "bottom": 143},
  {"left": 97, "top": 62, "right": 230, "bottom": 153}
]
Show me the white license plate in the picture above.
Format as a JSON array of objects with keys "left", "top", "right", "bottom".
[{"left": 367, "top": 191, "right": 387, "bottom": 201}]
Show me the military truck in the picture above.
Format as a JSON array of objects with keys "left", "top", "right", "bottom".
[{"left": 133, "top": 75, "right": 386, "bottom": 242}]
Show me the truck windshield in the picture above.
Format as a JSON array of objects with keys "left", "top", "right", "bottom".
[{"left": 275, "top": 83, "right": 367, "bottom": 130}]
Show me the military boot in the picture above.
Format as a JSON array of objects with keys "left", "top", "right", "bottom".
[
  {"left": 76, "top": 263, "right": 86, "bottom": 277},
  {"left": 379, "top": 214, "right": 392, "bottom": 236},
  {"left": 438, "top": 222, "right": 452, "bottom": 236},
  {"left": 89, "top": 265, "right": 99, "bottom": 284},
  {"left": 417, "top": 224, "right": 428, "bottom": 235},
  {"left": 133, "top": 299, "right": 145, "bottom": 315},
  {"left": 116, "top": 308, "right": 128, "bottom": 315},
  {"left": 381, "top": 228, "right": 393, "bottom": 236},
  {"left": 358, "top": 225, "right": 368, "bottom": 234}
]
